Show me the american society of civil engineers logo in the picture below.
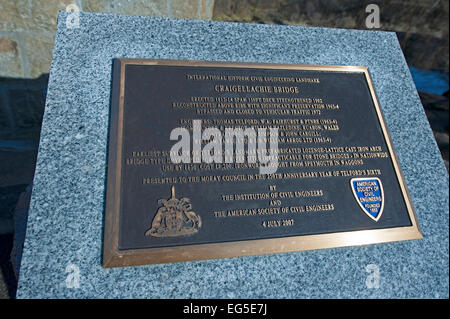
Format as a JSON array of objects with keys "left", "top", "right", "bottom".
[{"left": 350, "top": 177, "right": 384, "bottom": 222}]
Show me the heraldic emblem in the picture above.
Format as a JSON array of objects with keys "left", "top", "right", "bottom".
[
  {"left": 350, "top": 177, "right": 384, "bottom": 222},
  {"left": 145, "top": 186, "right": 201, "bottom": 237}
]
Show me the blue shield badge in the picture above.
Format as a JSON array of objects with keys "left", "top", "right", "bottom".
[{"left": 350, "top": 177, "right": 384, "bottom": 222}]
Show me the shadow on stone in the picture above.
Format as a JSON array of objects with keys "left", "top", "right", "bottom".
[
  {"left": 0, "top": 234, "right": 16, "bottom": 299},
  {"left": 0, "top": 74, "right": 47, "bottom": 298}
]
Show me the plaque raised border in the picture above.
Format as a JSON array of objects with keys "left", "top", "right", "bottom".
[{"left": 103, "top": 58, "right": 422, "bottom": 268}]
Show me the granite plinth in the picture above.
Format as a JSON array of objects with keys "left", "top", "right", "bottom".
[{"left": 16, "top": 11, "right": 449, "bottom": 298}]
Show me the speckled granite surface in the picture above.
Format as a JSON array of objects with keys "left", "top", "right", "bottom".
[{"left": 16, "top": 11, "right": 448, "bottom": 298}]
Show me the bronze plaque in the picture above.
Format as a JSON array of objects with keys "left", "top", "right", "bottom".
[{"left": 103, "top": 59, "right": 421, "bottom": 268}]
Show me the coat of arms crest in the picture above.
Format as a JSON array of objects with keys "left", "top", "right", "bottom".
[{"left": 145, "top": 186, "right": 201, "bottom": 237}]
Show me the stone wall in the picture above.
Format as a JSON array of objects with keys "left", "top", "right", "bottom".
[{"left": 0, "top": 0, "right": 214, "bottom": 79}]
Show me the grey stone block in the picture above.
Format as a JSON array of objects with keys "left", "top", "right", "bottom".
[{"left": 16, "top": 11, "right": 449, "bottom": 298}]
